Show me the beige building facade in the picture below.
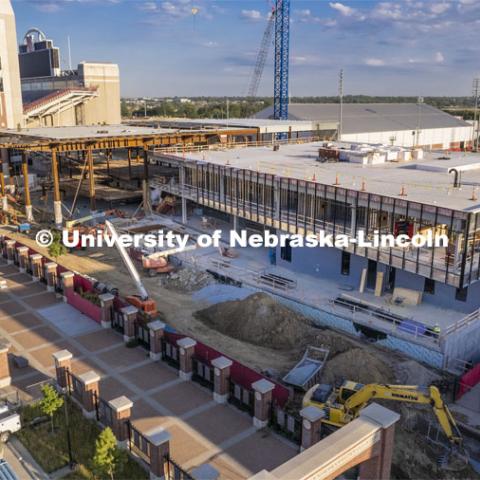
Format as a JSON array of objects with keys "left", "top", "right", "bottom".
[{"left": 0, "top": 0, "right": 23, "bottom": 129}]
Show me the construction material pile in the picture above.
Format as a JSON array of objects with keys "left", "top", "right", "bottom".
[
  {"left": 195, "top": 292, "right": 394, "bottom": 383},
  {"left": 160, "top": 267, "right": 213, "bottom": 293}
]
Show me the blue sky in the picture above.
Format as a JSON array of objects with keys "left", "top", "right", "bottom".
[{"left": 11, "top": 0, "right": 480, "bottom": 97}]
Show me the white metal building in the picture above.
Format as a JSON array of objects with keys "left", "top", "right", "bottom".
[{"left": 256, "top": 103, "right": 473, "bottom": 150}]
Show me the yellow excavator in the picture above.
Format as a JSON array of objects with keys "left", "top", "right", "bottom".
[{"left": 303, "top": 380, "right": 463, "bottom": 447}]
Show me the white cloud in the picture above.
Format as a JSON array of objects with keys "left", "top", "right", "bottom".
[
  {"left": 364, "top": 58, "right": 386, "bottom": 66},
  {"left": 329, "top": 2, "right": 356, "bottom": 17},
  {"left": 435, "top": 51, "right": 445, "bottom": 63},
  {"left": 241, "top": 9, "right": 263, "bottom": 21},
  {"left": 430, "top": 3, "right": 450, "bottom": 14},
  {"left": 35, "top": 2, "right": 61, "bottom": 13},
  {"left": 139, "top": 2, "right": 157, "bottom": 11}
]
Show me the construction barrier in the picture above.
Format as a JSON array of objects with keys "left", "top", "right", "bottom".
[{"left": 456, "top": 362, "right": 480, "bottom": 400}]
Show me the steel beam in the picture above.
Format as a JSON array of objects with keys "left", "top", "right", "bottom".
[
  {"left": 21, "top": 152, "right": 33, "bottom": 222},
  {"left": 51, "top": 149, "right": 63, "bottom": 227},
  {"left": 87, "top": 148, "right": 96, "bottom": 212}
]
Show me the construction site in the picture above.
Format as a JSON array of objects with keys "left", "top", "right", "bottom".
[{"left": 0, "top": 0, "right": 479, "bottom": 479}]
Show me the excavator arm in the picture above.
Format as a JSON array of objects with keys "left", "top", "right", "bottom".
[{"left": 343, "top": 384, "right": 462, "bottom": 445}]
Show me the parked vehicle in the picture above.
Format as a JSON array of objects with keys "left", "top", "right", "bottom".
[{"left": 0, "top": 404, "right": 21, "bottom": 442}]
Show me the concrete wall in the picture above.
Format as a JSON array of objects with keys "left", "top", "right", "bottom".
[
  {"left": 0, "top": 0, "right": 23, "bottom": 129},
  {"left": 79, "top": 62, "right": 121, "bottom": 125},
  {"left": 342, "top": 126, "right": 473, "bottom": 150}
]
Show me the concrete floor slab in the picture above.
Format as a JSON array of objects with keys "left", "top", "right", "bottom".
[
  {"left": 74, "top": 329, "right": 123, "bottom": 351},
  {"left": 97, "top": 344, "right": 149, "bottom": 370},
  {"left": 205, "top": 454, "right": 248, "bottom": 480},
  {"left": 186, "top": 404, "right": 253, "bottom": 445},
  {"left": 12, "top": 325, "right": 61, "bottom": 350},
  {"left": 168, "top": 424, "right": 209, "bottom": 466},
  {"left": 0, "top": 265, "right": 21, "bottom": 276},
  {"left": 11, "top": 372, "right": 51, "bottom": 402},
  {"left": 24, "top": 292, "right": 59, "bottom": 309},
  {"left": 99, "top": 376, "right": 136, "bottom": 402},
  {"left": 0, "top": 312, "right": 43, "bottom": 334},
  {"left": 223, "top": 431, "right": 298, "bottom": 475},
  {"left": 151, "top": 381, "right": 212, "bottom": 416},
  {"left": 0, "top": 301, "right": 25, "bottom": 317},
  {"left": 122, "top": 362, "right": 177, "bottom": 391},
  {"left": 28, "top": 340, "right": 82, "bottom": 368},
  {"left": 70, "top": 358, "right": 106, "bottom": 376},
  {"left": 12, "top": 282, "right": 48, "bottom": 298},
  {"left": 131, "top": 399, "right": 172, "bottom": 430},
  {"left": 37, "top": 302, "right": 101, "bottom": 337}
]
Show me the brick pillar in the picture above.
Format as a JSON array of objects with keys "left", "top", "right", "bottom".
[
  {"left": 29, "top": 254, "right": 43, "bottom": 281},
  {"left": 5, "top": 240, "right": 15, "bottom": 265},
  {"left": 98, "top": 293, "right": 115, "bottom": 329},
  {"left": 0, "top": 341, "right": 11, "bottom": 388},
  {"left": 77, "top": 370, "right": 100, "bottom": 419},
  {"left": 177, "top": 337, "right": 196, "bottom": 381},
  {"left": 211, "top": 356, "right": 232, "bottom": 404},
  {"left": 358, "top": 404, "right": 400, "bottom": 480},
  {"left": 121, "top": 305, "right": 138, "bottom": 343},
  {"left": 300, "top": 405, "right": 325, "bottom": 452},
  {"left": 17, "top": 246, "right": 29, "bottom": 273},
  {"left": 146, "top": 426, "right": 171, "bottom": 480},
  {"left": 148, "top": 320, "right": 165, "bottom": 361},
  {"left": 60, "top": 271, "right": 74, "bottom": 302},
  {"left": 44, "top": 262, "right": 58, "bottom": 292},
  {"left": 251, "top": 379, "right": 275, "bottom": 429},
  {"left": 52, "top": 349, "right": 73, "bottom": 392},
  {"left": 108, "top": 396, "right": 133, "bottom": 449}
]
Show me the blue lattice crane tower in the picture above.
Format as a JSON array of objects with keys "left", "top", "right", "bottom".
[{"left": 273, "top": 0, "right": 290, "bottom": 120}]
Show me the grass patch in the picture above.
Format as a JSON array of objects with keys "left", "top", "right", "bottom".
[{"left": 16, "top": 398, "right": 148, "bottom": 479}]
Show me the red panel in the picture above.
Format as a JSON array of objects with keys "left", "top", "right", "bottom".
[
  {"left": 457, "top": 363, "right": 480, "bottom": 399},
  {"left": 65, "top": 289, "right": 102, "bottom": 323}
]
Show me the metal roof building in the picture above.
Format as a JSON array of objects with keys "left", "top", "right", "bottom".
[{"left": 255, "top": 103, "right": 473, "bottom": 150}]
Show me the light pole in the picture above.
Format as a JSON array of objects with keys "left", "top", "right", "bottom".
[
  {"left": 415, "top": 96, "right": 424, "bottom": 148},
  {"left": 473, "top": 78, "right": 479, "bottom": 152},
  {"left": 144, "top": 99, "right": 147, "bottom": 118}
]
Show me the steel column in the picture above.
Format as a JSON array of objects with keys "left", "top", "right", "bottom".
[
  {"left": 21, "top": 152, "right": 33, "bottom": 222},
  {"left": 51, "top": 149, "right": 63, "bottom": 227}
]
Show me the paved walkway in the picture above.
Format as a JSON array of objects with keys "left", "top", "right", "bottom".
[{"left": 0, "top": 260, "right": 297, "bottom": 479}]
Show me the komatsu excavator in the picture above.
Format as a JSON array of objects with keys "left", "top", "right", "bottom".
[{"left": 303, "top": 380, "right": 462, "bottom": 447}]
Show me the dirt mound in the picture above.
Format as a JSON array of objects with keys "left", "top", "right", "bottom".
[
  {"left": 195, "top": 292, "right": 311, "bottom": 350},
  {"left": 394, "top": 360, "right": 442, "bottom": 385},
  {"left": 322, "top": 348, "right": 394, "bottom": 385}
]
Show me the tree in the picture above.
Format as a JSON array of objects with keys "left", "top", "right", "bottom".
[
  {"left": 47, "top": 230, "right": 67, "bottom": 261},
  {"left": 39, "top": 384, "right": 64, "bottom": 433},
  {"left": 92, "top": 427, "right": 126, "bottom": 480}
]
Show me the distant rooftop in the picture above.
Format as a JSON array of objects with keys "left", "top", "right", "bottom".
[
  {"left": 179, "top": 142, "right": 480, "bottom": 213},
  {"left": 128, "top": 117, "right": 337, "bottom": 134},
  {"left": 255, "top": 103, "right": 469, "bottom": 134}
]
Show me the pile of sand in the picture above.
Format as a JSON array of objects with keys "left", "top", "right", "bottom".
[
  {"left": 322, "top": 348, "right": 395, "bottom": 385},
  {"left": 195, "top": 292, "right": 394, "bottom": 383},
  {"left": 195, "top": 292, "right": 310, "bottom": 350},
  {"left": 394, "top": 360, "right": 442, "bottom": 385}
]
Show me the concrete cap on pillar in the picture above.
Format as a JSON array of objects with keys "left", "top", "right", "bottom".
[
  {"left": 30, "top": 254, "right": 43, "bottom": 261},
  {"left": 121, "top": 305, "right": 138, "bottom": 315},
  {"left": 78, "top": 370, "right": 101, "bottom": 386},
  {"left": 359, "top": 403, "right": 400, "bottom": 429},
  {"left": 300, "top": 405, "right": 325, "bottom": 423},
  {"left": 52, "top": 349, "right": 73, "bottom": 363},
  {"left": 211, "top": 356, "right": 233, "bottom": 370},
  {"left": 108, "top": 395, "right": 133, "bottom": 413},
  {"left": 148, "top": 320, "right": 166, "bottom": 332},
  {"left": 190, "top": 464, "right": 220, "bottom": 480},
  {"left": 44, "top": 262, "right": 58, "bottom": 269},
  {"left": 98, "top": 293, "right": 115, "bottom": 303},
  {"left": 252, "top": 379, "right": 275, "bottom": 395},
  {"left": 145, "top": 425, "right": 171, "bottom": 446},
  {"left": 17, "top": 246, "right": 29, "bottom": 253},
  {"left": 4, "top": 240, "right": 15, "bottom": 246},
  {"left": 248, "top": 471, "right": 277, "bottom": 480},
  {"left": 177, "top": 337, "right": 197, "bottom": 349},
  {"left": 60, "top": 271, "right": 74, "bottom": 279},
  {"left": 0, "top": 339, "right": 10, "bottom": 354}
]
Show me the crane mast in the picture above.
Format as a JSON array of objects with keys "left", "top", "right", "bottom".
[{"left": 273, "top": 0, "right": 290, "bottom": 120}]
